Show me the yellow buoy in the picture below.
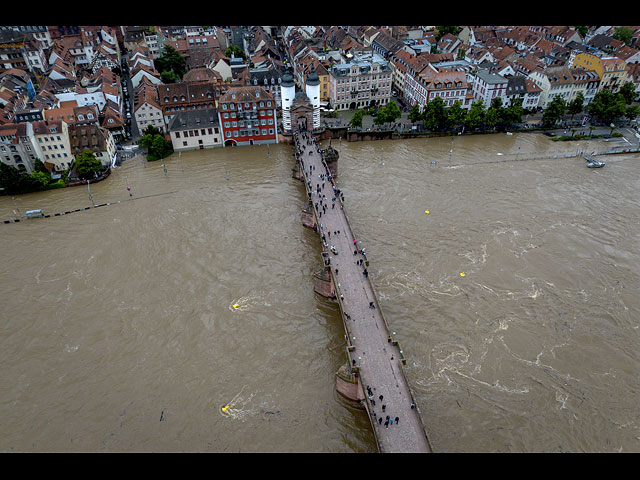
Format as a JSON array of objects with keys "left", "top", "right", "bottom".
[
  {"left": 425, "top": 209, "right": 429, "bottom": 214},
  {"left": 232, "top": 304, "right": 239, "bottom": 309},
  {"left": 222, "top": 405, "right": 230, "bottom": 412},
  {"left": 460, "top": 272, "right": 466, "bottom": 277}
]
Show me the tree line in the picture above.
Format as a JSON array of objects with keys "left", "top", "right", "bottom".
[{"left": 348, "top": 81, "right": 638, "bottom": 134}]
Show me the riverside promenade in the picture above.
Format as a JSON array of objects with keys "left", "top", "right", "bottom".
[{"left": 293, "top": 130, "right": 432, "bottom": 453}]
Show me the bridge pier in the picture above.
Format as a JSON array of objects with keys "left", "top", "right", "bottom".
[
  {"left": 313, "top": 266, "right": 335, "bottom": 299},
  {"left": 335, "top": 363, "right": 365, "bottom": 405}
]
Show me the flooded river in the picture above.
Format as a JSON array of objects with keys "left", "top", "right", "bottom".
[{"left": 1, "top": 132, "right": 638, "bottom": 452}]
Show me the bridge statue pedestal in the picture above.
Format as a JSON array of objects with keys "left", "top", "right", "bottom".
[{"left": 321, "top": 141, "right": 339, "bottom": 178}]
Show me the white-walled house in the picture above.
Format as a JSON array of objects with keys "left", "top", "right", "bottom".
[
  {"left": 130, "top": 63, "right": 162, "bottom": 89},
  {"left": 472, "top": 69, "right": 508, "bottom": 106},
  {"left": 134, "top": 79, "right": 165, "bottom": 133}
]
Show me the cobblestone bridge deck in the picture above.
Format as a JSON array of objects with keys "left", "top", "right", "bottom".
[{"left": 293, "top": 130, "right": 433, "bottom": 453}]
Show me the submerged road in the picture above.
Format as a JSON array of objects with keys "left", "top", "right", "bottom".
[{"left": 294, "top": 130, "right": 432, "bottom": 453}]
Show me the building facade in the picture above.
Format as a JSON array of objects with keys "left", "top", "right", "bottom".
[
  {"left": 472, "top": 68, "right": 508, "bottom": 106},
  {"left": 217, "top": 85, "right": 277, "bottom": 146},
  {"left": 168, "top": 109, "right": 222, "bottom": 151},
  {"left": 328, "top": 51, "right": 392, "bottom": 111}
]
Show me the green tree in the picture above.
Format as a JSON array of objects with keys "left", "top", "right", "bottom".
[
  {"left": 466, "top": 100, "right": 486, "bottom": 130},
  {"left": 435, "top": 26, "right": 461, "bottom": 41},
  {"left": 502, "top": 97, "right": 524, "bottom": 126},
  {"left": 75, "top": 150, "right": 102, "bottom": 178},
  {"left": 408, "top": 104, "right": 422, "bottom": 124},
  {"left": 143, "top": 125, "right": 163, "bottom": 137},
  {"left": 0, "top": 162, "right": 38, "bottom": 194},
  {"left": 423, "top": 97, "right": 447, "bottom": 131},
  {"left": 446, "top": 101, "right": 466, "bottom": 131},
  {"left": 385, "top": 100, "right": 402, "bottom": 124},
  {"left": 618, "top": 82, "right": 637, "bottom": 104},
  {"left": 349, "top": 109, "right": 363, "bottom": 128},
  {"left": 160, "top": 70, "right": 179, "bottom": 84},
  {"left": 567, "top": 92, "right": 584, "bottom": 119},
  {"left": 32, "top": 158, "right": 48, "bottom": 174},
  {"left": 140, "top": 133, "right": 173, "bottom": 162},
  {"left": 154, "top": 45, "right": 187, "bottom": 82},
  {"left": 624, "top": 104, "right": 639, "bottom": 123},
  {"left": 542, "top": 96, "right": 566, "bottom": 127},
  {"left": 29, "top": 171, "right": 50, "bottom": 188},
  {"left": 613, "top": 27, "right": 633, "bottom": 46},
  {"left": 485, "top": 104, "right": 500, "bottom": 130},
  {"left": 489, "top": 97, "right": 506, "bottom": 129},
  {"left": 225, "top": 45, "right": 246, "bottom": 60},
  {"left": 373, "top": 100, "right": 401, "bottom": 128},
  {"left": 575, "top": 26, "right": 589, "bottom": 39},
  {"left": 588, "top": 90, "right": 626, "bottom": 123}
]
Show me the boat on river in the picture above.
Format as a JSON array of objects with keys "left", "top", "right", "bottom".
[
  {"left": 584, "top": 155, "right": 605, "bottom": 168},
  {"left": 587, "top": 160, "right": 605, "bottom": 168}
]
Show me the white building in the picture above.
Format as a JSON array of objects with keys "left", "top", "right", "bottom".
[
  {"left": 0, "top": 122, "right": 36, "bottom": 173},
  {"left": 328, "top": 51, "right": 393, "bottom": 111},
  {"left": 280, "top": 73, "right": 295, "bottom": 132},
  {"left": 134, "top": 79, "right": 165, "bottom": 133},
  {"left": 305, "top": 69, "right": 321, "bottom": 129},
  {"left": 472, "top": 69, "right": 508, "bottom": 106}
]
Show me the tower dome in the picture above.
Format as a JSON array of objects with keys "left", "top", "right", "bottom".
[
  {"left": 281, "top": 73, "right": 295, "bottom": 87},
  {"left": 306, "top": 71, "right": 320, "bottom": 86}
]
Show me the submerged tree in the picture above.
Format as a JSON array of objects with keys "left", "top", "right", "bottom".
[{"left": 75, "top": 150, "right": 103, "bottom": 178}]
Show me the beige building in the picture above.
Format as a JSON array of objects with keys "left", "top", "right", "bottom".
[
  {"left": 329, "top": 51, "right": 393, "bottom": 111},
  {"left": 32, "top": 119, "right": 73, "bottom": 172},
  {"left": 167, "top": 108, "right": 222, "bottom": 151}
]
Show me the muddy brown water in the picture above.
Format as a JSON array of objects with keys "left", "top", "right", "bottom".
[{"left": 1, "top": 132, "right": 638, "bottom": 452}]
